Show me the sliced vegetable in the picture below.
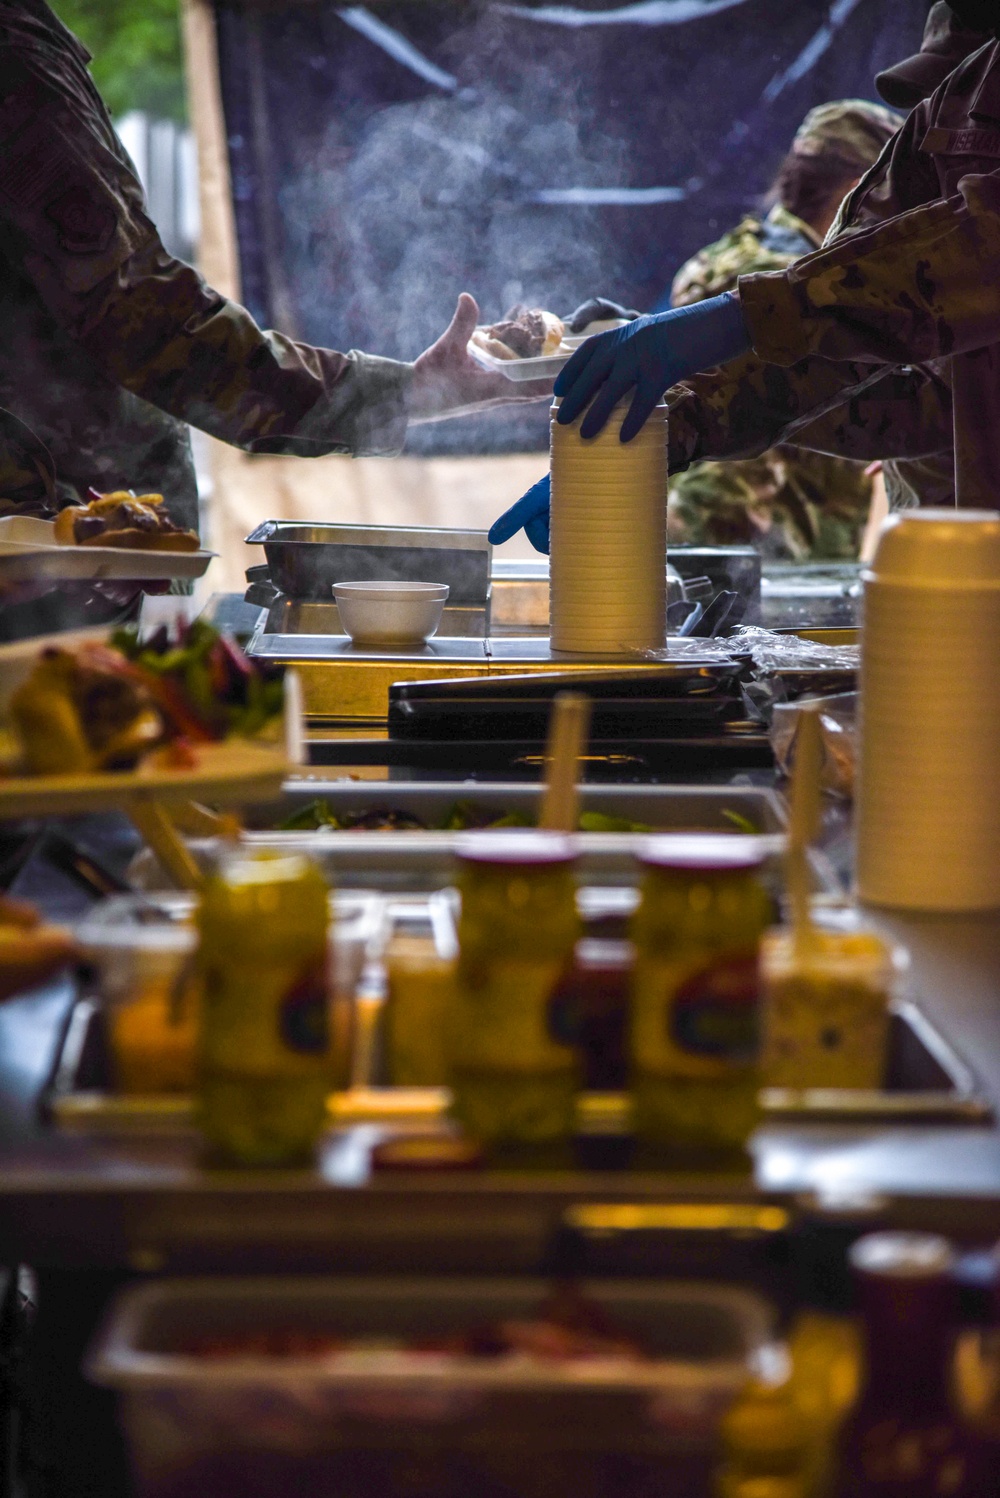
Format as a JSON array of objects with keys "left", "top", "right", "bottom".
[
  {"left": 721, "top": 809, "right": 760, "bottom": 834},
  {"left": 578, "top": 811, "right": 651, "bottom": 834},
  {"left": 279, "top": 801, "right": 341, "bottom": 831}
]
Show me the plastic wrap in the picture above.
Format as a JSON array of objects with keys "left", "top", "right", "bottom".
[
  {"left": 770, "top": 693, "right": 857, "bottom": 798},
  {"left": 726, "top": 626, "right": 860, "bottom": 673}
]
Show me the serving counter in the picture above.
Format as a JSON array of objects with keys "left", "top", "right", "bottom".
[
  {"left": 3, "top": 846, "right": 1000, "bottom": 1498},
  {"left": 0, "top": 581, "right": 997, "bottom": 1498}
]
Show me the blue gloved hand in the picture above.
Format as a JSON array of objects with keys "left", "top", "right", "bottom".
[
  {"left": 488, "top": 473, "right": 551, "bottom": 554},
  {"left": 553, "top": 291, "right": 751, "bottom": 443}
]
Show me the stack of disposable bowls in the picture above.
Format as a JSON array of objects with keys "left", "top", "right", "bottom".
[
  {"left": 549, "top": 399, "right": 667, "bottom": 656},
  {"left": 856, "top": 508, "right": 1000, "bottom": 911}
]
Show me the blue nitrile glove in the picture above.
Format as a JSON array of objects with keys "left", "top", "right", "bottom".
[
  {"left": 554, "top": 291, "right": 751, "bottom": 443},
  {"left": 488, "top": 473, "right": 551, "bottom": 554}
]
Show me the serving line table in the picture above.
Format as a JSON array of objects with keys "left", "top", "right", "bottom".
[
  {"left": 0, "top": 865, "right": 994, "bottom": 1498},
  {"left": 0, "top": 583, "right": 992, "bottom": 1495},
  {"left": 5, "top": 898, "right": 1000, "bottom": 1280},
  {"left": 1, "top": 803, "right": 1000, "bottom": 1497}
]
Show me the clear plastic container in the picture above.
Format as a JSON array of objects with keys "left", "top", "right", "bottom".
[
  {"left": 75, "top": 893, "right": 381, "bottom": 1098},
  {"left": 88, "top": 1275, "right": 773, "bottom": 1498},
  {"left": 76, "top": 897, "right": 197, "bottom": 1095},
  {"left": 761, "top": 926, "right": 898, "bottom": 1090}
]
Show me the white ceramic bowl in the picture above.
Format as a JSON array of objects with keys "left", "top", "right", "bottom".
[{"left": 333, "top": 581, "right": 449, "bottom": 645}]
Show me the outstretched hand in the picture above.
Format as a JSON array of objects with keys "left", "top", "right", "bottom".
[{"left": 407, "top": 293, "right": 554, "bottom": 422}]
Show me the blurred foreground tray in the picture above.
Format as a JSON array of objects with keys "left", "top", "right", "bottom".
[{"left": 0, "top": 740, "right": 292, "bottom": 820}]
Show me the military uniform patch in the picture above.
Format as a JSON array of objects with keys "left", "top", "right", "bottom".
[
  {"left": 921, "top": 125, "right": 1000, "bottom": 156},
  {"left": 44, "top": 183, "right": 116, "bottom": 253}
]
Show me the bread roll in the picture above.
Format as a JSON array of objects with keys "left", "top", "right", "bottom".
[
  {"left": 540, "top": 311, "right": 565, "bottom": 355},
  {"left": 77, "top": 527, "right": 201, "bottom": 552}
]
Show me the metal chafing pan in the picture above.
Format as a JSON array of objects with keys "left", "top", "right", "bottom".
[
  {"left": 246, "top": 780, "right": 786, "bottom": 831},
  {"left": 246, "top": 520, "right": 492, "bottom": 606},
  {"left": 43, "top": 999, "right": 993, "bottom": 1133},
  {"left": 125, "top": 784, "right": 810, "bottom": 893}
]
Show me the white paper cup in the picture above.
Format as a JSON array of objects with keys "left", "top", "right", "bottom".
[{"left": 857, "top": 513, "right": 1000, "bottom": 909}]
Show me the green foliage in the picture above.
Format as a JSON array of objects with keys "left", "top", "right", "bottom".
[{"left": 51, "top": 0, "right": 187, "bottom": 122}]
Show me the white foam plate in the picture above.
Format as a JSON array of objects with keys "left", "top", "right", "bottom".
[
  {"left": 468, "top": 340, "right": 573, "bottom": 381},
  {"left": 467, "top": 319, "right": 629, "bottom": 382},
  {"left": 0, "top": 516, "right": 215, "bottom": 583}
]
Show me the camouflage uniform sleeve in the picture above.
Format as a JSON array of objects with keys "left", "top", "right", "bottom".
[
  {"left": 737, "top": 105, "right": 995, "bottom": 370},
  {"left": 0, "top": 52, "right": 411, "bottom": 457},
  {"left": 788, "top": 363, "right": 953, "bottom": 463},
  {"left": 666, "top": 352, "right": 952, "bottom": 472},
  {"left": 0, "top": 405, "right": 56, "bottom": 517},
  {"left": 78, "top": 242, "right": 413, "bottom": 458}
]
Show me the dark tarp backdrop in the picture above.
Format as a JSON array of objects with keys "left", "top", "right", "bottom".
[{"left": 213, "top": 0, "right": 928, "bottom": 455}]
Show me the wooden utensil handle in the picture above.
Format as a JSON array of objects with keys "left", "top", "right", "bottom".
[{"left": 539, "top": 692, "right": 592, "bottom": 832}]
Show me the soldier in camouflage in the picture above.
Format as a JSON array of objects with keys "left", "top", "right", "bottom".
[
  {"left": 491, "top": 5, "right": 1000, "bottom": 558},
  {"left": 0, "top": 0, "right": 547, "bottom": 532},
  {"left": 662, "top": 0, "right": 1000, "bottom": 514},
  {"left": 666, "top": 99, "right": 902, "bottom": 559}
]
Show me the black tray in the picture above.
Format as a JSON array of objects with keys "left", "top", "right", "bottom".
[{"left": 308, "top": 733, "right": 774, "bottom": 776}]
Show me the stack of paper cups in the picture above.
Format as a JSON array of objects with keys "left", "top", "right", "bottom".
[
  {"left": 549, "top": 399, "right": 667, "bottom": 656},
  {"left": 856, "top": 508, "right": 1000, "bottom": 910}
]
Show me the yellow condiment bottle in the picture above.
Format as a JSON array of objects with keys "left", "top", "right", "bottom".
[
  {"left": 630, "top": 836, "right": 771, "bottom": 1166},
  {"left": 783, "top": 1205, "right": 867, "bottom": 1496},
  {"left": 449, "top": 832, "right": 579, "bottom": 1162},
  {"left": 196, "top": 850, "right": 332, "bottom": 1166},
  {"left": 384, "top": 900, "right": 457, "bottom": 1087},
  {"left": 716, "top": 1362, "right": 812, "bottom": 1498},
  {"left": 786, "top": 1310, "right": 861, "bottom": 1497}
]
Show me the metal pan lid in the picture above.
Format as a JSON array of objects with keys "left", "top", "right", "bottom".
[{"left": 246, "top": 520, "right": 490, "bottom": 551}]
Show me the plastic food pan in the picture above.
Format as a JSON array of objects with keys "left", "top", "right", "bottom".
[{"left": 88, "top": 1275, "right": 773, "bottom": 1498}]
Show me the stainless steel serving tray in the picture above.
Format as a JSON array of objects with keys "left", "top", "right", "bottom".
[
  {"left": 126, "top": 784, "right": 816, "bottom": 894},
  {"left": 43, "top": 883, "right": 992, "bottom": 1135},
  {"left": 47, "top": 992, "right": 991, "bottom": 1136},
  {"left": 246, "top": 520, "right": 491, "bottom": 606},
  {"left": 247, "top": 780, "right": 787, "bottom": 831}
]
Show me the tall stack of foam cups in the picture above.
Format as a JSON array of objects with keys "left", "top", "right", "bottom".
[
  {"left": 856, "top": 508, "right": 1000, "bottom": 910},
  {"left": 549, "top": 397, "right": 668, "bottom": 656}
]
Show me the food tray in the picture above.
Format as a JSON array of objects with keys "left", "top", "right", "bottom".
[
  {"left": 246, "top": 520, "right": 491, "bottom": 606},
  {"left": 0, "top": 739, "right": 292, "bottom": 820},
  {"left": 0, "top": 515, "right": 214, "bottom": 582},
  {"left": 467, "top": 339, "right": 574, "bottom": 380},
  {"left": 51, "top": 997, "right": 989, "bottom": 1136},
  {"left": 87, "top": 1275, "right": 772, "bottom": 1498},
  {"left": 466, "top": 320, "right": 628, "bottom": 382},
  {"left": 0, "top": 642, "right": 301, "bottom": 820},
  {"left": 46, "top": 876, "right": 990, "bottom": 1134},
  {"left": 249, "top": 781, "right": 788, "bottom": 833},
  {"left": 127, "top": 784, "right": 813, "bottom": 894}
]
